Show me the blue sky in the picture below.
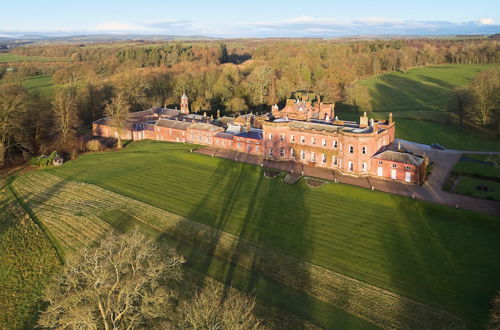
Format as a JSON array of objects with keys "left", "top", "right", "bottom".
[{"left": 1, "top": 0, "right": 499, "bottom": 37}]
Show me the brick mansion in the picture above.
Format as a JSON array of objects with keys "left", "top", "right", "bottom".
[{"left": 93, "top": 93, "right": 428, "bottom": 184}]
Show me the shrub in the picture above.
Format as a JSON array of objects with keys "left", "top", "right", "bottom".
[
  {"left": 86, "top": 139, "right": 103, "bottom": 152},
  {"left": 29, "top": 151, "right": 58, "bottom": 167}
]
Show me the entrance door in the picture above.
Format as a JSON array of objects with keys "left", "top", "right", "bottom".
[
  {"left": 405, "top": 171, "right": 411, "bottom": 182},
  {"left": 391, "top": 169, "right": 397, "bottom": 180},
  {"left": 377, "top": 167, "right": 383, "bottom": 176}
]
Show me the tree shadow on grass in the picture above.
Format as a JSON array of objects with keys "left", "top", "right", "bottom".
[
  {"left": 155, "top": 153, "right": 324, "bottom": 328},
  {"left": 369, "top": 74, "right": 452, "bottom": 112},
  {"left": 377, "top": 194, "right": 500, "bottom": 328}
]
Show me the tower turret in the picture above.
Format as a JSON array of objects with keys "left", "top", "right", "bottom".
[{"left": 180, "top": 93, "right": 189, "bottom": 115}]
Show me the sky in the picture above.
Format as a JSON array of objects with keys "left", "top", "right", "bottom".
[{"left": 1, "top": 0, "right": 499, "bottom": 37}]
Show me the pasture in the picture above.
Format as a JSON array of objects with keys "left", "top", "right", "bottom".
[
  {"left": 36, "top": 140, "right": 500, "bottom": 328},
  {"left": 0, "top": 186, "right": 60, "bottom": 329},
  {"left": 354, "top": 64, "right": 499, "bottom": 151},
  {"left": 0, "top": 54, "right": 64, "bottom": 63},
  {"left": 22, "top": 75, "right": 54, "bottom": 97},
  {"left": 361, "top": 64, "right": 494, "bottom": 112}
]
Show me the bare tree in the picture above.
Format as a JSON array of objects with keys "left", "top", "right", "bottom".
[
  {"left": 0, "top": 84, "right": 28, "bottom": 167},
  {"left": 53, "top": 87, "right": 80, "bottom": 150},
  {"left": 491, "top": 291, "right": 500, "bottom": 330},
  {"left": 468, "top": 68, "right": 500, "bottom": 127},
  {"left": 448, "top": 86, "right": 473, "bottom": 131},
  {"left": 105, "top": 91, "right": 130, "bottom": 149},
  {"left": 37, "top": 231, "right": 185, "bottom": 330},
  {"left": 179, "top": 282, "right": 262, "bottom": 330}
]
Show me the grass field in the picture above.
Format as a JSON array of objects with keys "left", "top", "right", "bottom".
[
  {"left": 0, "top": 186, "right": 60, "bottom": 329},
  {"left": 352, "top": 64, "right": 500, "bottom": 151},
  {"left": 22, "top": 75, "right": 54, "bottom": 97},
  {"left": 38, "top": 141, "right": 500, "bottom": 327},
  {"left": 361, "top": 64, "right": 495, "bottom": 112},
  {"left": 13, "top": 171, "right": 373, "bottom": 329},
  {"left": 449, "top": 154, "right": 500, "bottom": 201},
  {"left": 453, "top": 154, "right": 500, "bottom": 179},
  {"left": 395, "top": 119, "right": 500, "bottom": 151},
  {"left": 0, "top": 54, "right": 65, "bottom": 63},
  {"left": 455, "top": 176, "right": 500, "bottom": 201}
]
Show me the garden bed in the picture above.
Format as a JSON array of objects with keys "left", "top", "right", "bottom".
[{"left": 306, "top": 178, "right": 327, "bottom": 188}]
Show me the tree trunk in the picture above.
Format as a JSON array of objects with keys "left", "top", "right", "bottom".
[{"left": 0, "top": 142, "right": 5, "bottom": 168}]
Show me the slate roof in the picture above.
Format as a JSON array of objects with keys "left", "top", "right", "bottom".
[
  {"left": 372, "top": 150, "right": 424, "bottom": 166},
  {"left": 188, "top": 123, "right": 222, "bottom": 132},
  {"left": 289, "top": 120, "right": 339, "bottom": 133},
  {"left": 235, "top": 130, "right": 263, "bottom": 140},
  {"left": 214, "top": 132, "right": 235, "bottom": 140},
  {"left": 156, "top": 119, "right": 191, "bottom": 130}
]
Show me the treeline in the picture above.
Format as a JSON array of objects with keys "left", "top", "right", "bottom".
[
  {"left": 448, "top": 66, "right": 500, "bottom": 129},
  {"left": 1, "top": 38, "right": 499, "bottom": 167}
]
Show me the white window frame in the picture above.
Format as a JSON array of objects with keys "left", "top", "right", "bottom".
[
  {"left": 362, "top": 146, "right": 367, "bottom": 154},
  {"left": 268, "top": 133, "right": 273, "bottom": 141},
  {"left": 348, "top": 161, "right": 353, "bottom": 172},
  {"left": 301, "top": 150, "right": 305, "bottom": 160},
  {"left": 311, "top": 152, "right": 316, "bottom": 162},
  {"left": 301, "top": 136, "right": 306, "bottom": 144},
  {"left": 349, "top": 145, "right": 354, "bottom": 154},
  {"left": 311, "top": 137, "right": 316, "bottom": 145},
  {"left": 322, "top": 138, "right": 326, "bottom": 147},
  {"left": 280, "top": 148, "right": 285, "bottom": 157},
  {"left": 333, "top": 140, "right": 338, "bottom": 149},
  {"left": 280, "top": 133, "right": 285, "bottom": 141},
  {"left": 322, "top": 153, "right": 327, "bottom": 164}
]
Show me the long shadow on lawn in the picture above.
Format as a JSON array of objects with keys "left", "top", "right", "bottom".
[
  {"left": 162, "top": 154, "right": 320, "bottom": 327},
  {"left": 369, "top": 74, "right": 451, "bottom": 112},
  {"left": 380, "top": 195, "right": 500, "bottom": 328}
]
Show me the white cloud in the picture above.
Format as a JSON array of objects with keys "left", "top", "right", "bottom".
[
  {"left": 478, "top": 18, "right": 495, "bottom": 25},
  {"left": 95, "top": 21, "right": 139, "bottom": 31}
]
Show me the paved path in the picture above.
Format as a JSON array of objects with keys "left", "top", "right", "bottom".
[{"left": 196, "top": 146, "right": 500, "bottom": 217}]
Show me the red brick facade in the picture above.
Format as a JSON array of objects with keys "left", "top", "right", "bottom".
[{"left": 92, "top": 95, "right": 426, "bottom": 184}]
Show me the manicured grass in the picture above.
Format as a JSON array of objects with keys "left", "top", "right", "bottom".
[
  {"left": 396, "top": 119, "right": 500, "bottom": 151},
  {"left": 0, "top": 187, "right": 60, "bottom": 329},
  {"left": 453, "top": 154, "right": 500, "bottom": 179},
  {"left": 0, "top": 54, "right": 65, "bottom": 63},
  {"left": 455, "top": 176, "right": 500, "bottom": 202},
  {"left": 353, "top": 64, "right": 500, "bottom": 151},
  {"left": 47, "top": 141, "right": 500, "bottom": 327},
  {"left": 361, "top": 64, "right": 495, "bottom": 112},
  {"left": 22, "top": 75, "right": 54, "bottom": 97}
]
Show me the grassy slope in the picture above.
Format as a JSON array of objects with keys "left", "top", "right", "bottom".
[
  {"left": 361, "top": 64, "right": 494, "bottom": 112},
  {"left": 22, "top": 75, "right": 54, "bottom": 97},
  {"left": 356, "top": 64, "right": 499, "bottom": 151},
  {"left": 47, "top": 141, "right": 500, "bottom": 327},
  {"left": 0, "top": 187, "right": 60, "bottom": 329},
  {"left": 0, "top": 54, "right": 64, "bottom": 63}
]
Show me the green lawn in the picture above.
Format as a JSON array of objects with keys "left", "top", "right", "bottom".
[
  {"left": 455, "top": 176, "right": 500, "bottom": 202},
  {"left": 0, "top": 54, "right": 65, "bottom": 63},
  {"left": 22, "top": 75, "right": 54, "bottom": 97},
  {"left": 453, "top": 154, "right": 500, "bottom": 179},
  {"left": 361, "top": 64, "right": 495, "bottom": 112},
  {"left": 0, "top": 187, "right": 60, "bottom": 329},
  {"left": 352, "top": 64, "right": 500, "bottom": 151},
  {"left": 395, "top": 119, "right": 500, "bottom": 151},
  {"left": 46, "top": 141, "right": 500, "bottom": 327}
]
